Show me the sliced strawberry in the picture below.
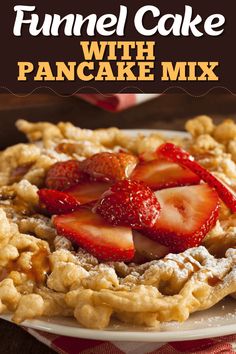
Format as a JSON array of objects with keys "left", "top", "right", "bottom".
[
  {"left": 38, "top": 189, "right": 80, "bottom": 215},
  {"left": 95, "top": 180, "right": 161, "bottom": 229},
  {"left": 53, "top": 208, "right": 134, "bottom": 262},
  {"left": 46, "top": 160, "right": 85, "bottom": 191},
  {"left": 79, "top": 152, "right": 138, "bottom": 182},
  {"left": 144, "top": 184, "right": 219, "bottom": 253},
  {"left": 65, "top": 181, "right": 111, "bottom": 205},
  {"left": 131, "top": 159, "right": 200, "bottom": 190},
  {"left": 133, "top": 231, "right": 169, "bottom": 262},
  {"left": 158, "top": 143, "right": 236, "bottom": 212}
]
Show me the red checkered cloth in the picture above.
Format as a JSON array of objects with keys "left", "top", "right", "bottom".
[
  {"left": 78, "top": 94, "right": 160, "bottom": 111},
  {"left": 26, "top": 328, "right": 236, "bottom": 354}
]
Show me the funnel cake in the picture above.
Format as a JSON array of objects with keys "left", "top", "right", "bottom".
[{"left": 0, "top": 116, "right": 235, "bottom": 329}]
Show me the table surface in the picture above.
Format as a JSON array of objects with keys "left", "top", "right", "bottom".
[{"left": 0, "top": 93, "right": 236, "bottom": 354}]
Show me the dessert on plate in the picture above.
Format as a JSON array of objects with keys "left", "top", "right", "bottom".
[{"left": 0, "top": 116, "right": 236, "bottom": 329}]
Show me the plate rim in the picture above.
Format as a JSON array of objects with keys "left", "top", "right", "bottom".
[{"left": 1, "top": 311, "right": 236, "bottom": 342}]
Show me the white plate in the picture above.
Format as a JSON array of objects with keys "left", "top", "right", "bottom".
[
  {"left": 1, "top": 129, "right": 236, "bottom": 342},
  {"left": 1, "top": 298, "right": 236, "bottom": 342}
]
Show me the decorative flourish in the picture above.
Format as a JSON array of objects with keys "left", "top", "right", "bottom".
[{"left": 0, "top": 86, "right": 235, "bottom": 98}]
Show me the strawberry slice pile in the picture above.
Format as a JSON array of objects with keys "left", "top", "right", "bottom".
[{"left": 37, "top": 142, "right": 235, "bottom": 262}]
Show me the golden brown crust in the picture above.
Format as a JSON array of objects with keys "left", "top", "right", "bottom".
[{"left": 0, "top": 117, "right": 235, "bottom": 329}]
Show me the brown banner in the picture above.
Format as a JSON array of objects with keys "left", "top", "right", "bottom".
[{"left": 0, "top": 0, "right": 235, "bottom": 94}]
